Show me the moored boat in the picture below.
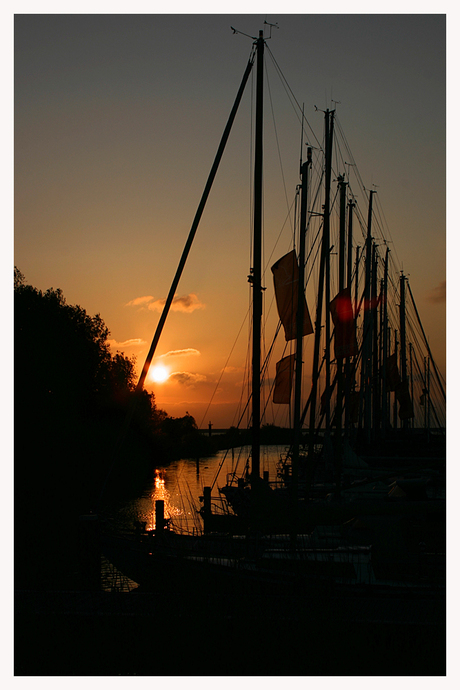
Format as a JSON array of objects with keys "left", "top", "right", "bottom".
[{"left": 100, "top": 26, "right": 445, "bottom": 620}]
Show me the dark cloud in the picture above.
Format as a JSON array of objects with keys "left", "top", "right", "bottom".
[
  {"left": 170, "top": 371, "right": 206, "bottom": 387},
  {"left": 148, "top": 293, "right": 205, "bottom": 313}
]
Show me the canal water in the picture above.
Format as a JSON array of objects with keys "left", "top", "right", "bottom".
[{"left": 114, "top": 444, "right": 286, "bottom": 535}]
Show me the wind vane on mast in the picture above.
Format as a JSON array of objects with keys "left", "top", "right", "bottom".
[
  {"left": 231, "top": 20, "right": 278, "bottom": 40},
  {"left": 231, "top": 27, "right": 258, "bottom": 39},
  {"left": 264, "top": 20, "right": 279, "bottom": 38}
]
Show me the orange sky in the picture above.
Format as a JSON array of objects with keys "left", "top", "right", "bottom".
[{"left": 14, "top": 13, "right": 446, "bottom": 429}]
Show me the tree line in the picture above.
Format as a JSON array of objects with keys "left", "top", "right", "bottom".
[
  {"left": 14, "top": 268, "right": 212, "bottom": 515},
  {"left": 13, "top": 268, "right": 292, "bottom": 588}
]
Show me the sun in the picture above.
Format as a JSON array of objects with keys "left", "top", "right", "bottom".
[{"left": 149, "top": 364, "right": 170, "bottom": 383}]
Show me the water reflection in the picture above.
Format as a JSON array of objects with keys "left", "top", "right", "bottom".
[
  {"left": 113, "top": 446, "right": 284, "bottom": 534},
  {"left": 118, "top": 446, "right": 284, "bottom": 535},
  {"left": 150, "top": 469, "right": 181, "bottom": 529}
]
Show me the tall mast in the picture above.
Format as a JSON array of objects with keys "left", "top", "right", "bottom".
[
  {"left": 324, "top": 110, "right": 334, "bottom": 432},
  {"left": 335, "top": 174, "right": 347, "bottom": 494},
  {"left": 362, "top": 190, "right": 375, "bottom": 444},
  {"left": 409, "top": 343, "right": 414, "bottom": 430},
  {"left": 308, "top": 109, "right": 334, "bottom": 460},
  {"left": 251, "top": 30, "right": 264, "bottom": 484},
  {"left": 424, "top": 357, "right": 428, "bottom": 433},
  {"left": 399, "top": 272, "right": 408, "bottom": 430},
  {"left": 338, "top": 175, "right": 347, "bottom": 291},
  {"left": 399, "top": 273, "right": 407, "bottom": 382},
  {"left": 381, "top": 246, "right": 389, "bottom": 438},
  {"left": 292, "top": 150, "right": 312, "bottom": 504},
  {"left": 427, "top": 355, "right": 431, "bottom": 441},
  {"left": 354, "top": 245, "right": 360, "bottom": 320},
  {"left": 347, "top": 200, "right": 354, "bottom": 291},
  {"left": 372, "top": 244, "right": 379, "bottom": 438},
  {"left": 393, "top": 330, "right": 398, "bottom": 430},
  {"left": 344, "top": 200, "right": 354, "bottom": 436}
]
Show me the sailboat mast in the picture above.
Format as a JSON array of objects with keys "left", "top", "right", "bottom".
[
  {"left": 292, "top": 151, "right": 312, "bottom": 502},
  {"left": 372, "top": 244, "right": 379, "bottom": 437},
  {"left": 344, "top": 200, "right": 355, "bottom": 435},
  {"left": 354, "top": 245, "right": 360, "bottom": 320},
  {"left": 338, "top": 175, "right": 347, "bottom": 290},
  {"left": 336, "top": 180, "right": 347, "bottom": 352},
  {"left": 393, "top": 330, "right": 398, "bottom": 430},
  {"left": 399, "top": 272, "right": 408, "bottom": 430},
  {"left": 324, "top": 110, "right": 334, "bottom": 431},
  {"left": 381, "top": 246, "right": 389, "bottom": 438},
  {"left": 251, "top": 30, "right": 264, "bottom": 484},
  {"left": 335, "top": 174, "right": 347, "bottom": 493},
  {"left": 347, "top": 200, "right": 354, "bottom": 291},
  {"left": 308, "top": 109, "right": 334, "bottom": 458},
  {"left": 409, "top": 342, "right": 414, "bottom": 430},
  {"left": 427, "top": 355, "right": 431, "bottom": 440},
  {"left": 362, "top": 190, "right": 375, "bottom": 443}
]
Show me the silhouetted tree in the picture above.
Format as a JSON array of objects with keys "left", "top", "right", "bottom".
[
  {"left": 14, "top": 270, "right": 167, "bottom": 583},
  {"left": 14, "top": 269, "right": 214, "bottom": 588}
]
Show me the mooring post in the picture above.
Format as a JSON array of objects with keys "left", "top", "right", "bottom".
[
  {"left": 155, "top": 499, "right": 165, "bottom": 535},
  {"left": 203, "top": 486, "right": 211, "bottom": 533}
]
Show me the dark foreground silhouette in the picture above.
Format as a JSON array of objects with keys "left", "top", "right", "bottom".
[{"left": 13, "top": 269, "right": 445, "bottom": 676}]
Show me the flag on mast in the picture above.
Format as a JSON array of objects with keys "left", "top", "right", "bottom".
[
  {"left": 271, "top": 250, "right": 313, "bottom": 341},
  {"left": 273, "top": 354, "right": 295, "bottom": 404},
  {"left": 329, "top": 287, "right": 358, "bottom": 359}
]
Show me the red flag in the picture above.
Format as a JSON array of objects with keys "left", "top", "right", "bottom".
[
  {"left": 271, "top": 250, "right": 313, "bottom": 341},
  {"left": 273, "top": 354, "right": 295, "bottom": 404},
  {"left": 329, "top": 287, "right": 358, "bottom": 359}
]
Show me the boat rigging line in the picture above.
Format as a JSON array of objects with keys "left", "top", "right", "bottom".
[{"left": 98, "top": 43, "right": 257, "bottom": 509}]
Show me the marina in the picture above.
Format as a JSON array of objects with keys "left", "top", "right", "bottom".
[{"left": 14, "top": 16, "right": 446, "bottom": 677}]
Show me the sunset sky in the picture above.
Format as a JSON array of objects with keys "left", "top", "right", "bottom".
[{"left": 14, "top": 9, "right": 447, "bottom": 429}]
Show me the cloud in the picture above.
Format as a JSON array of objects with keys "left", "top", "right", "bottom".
[
  {"left": 169, "top": 371, "right": 207, "bottom": 387},
  {"left": 107, "top": 338, "right": 146, "bottom": 349},
  {"left": 126, "top": 293, "right": 205, "bottom": 313},
  {"left": 149, "top": 293, "right": 205, "bottom": 313},
  {"left": 125, "top": 295, "right": 154, "bottom": 307},
  {"left": 162, "top": 348, "right": 201, "bottom": 358},
  {"left": 426, "top": 280, "right": 446, "bottom": 304},
  {"left": 221, "top": 365, "right": 245, "bottom": 374}
]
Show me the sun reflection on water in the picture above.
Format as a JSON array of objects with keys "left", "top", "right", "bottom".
[
  {"left": 151, "top": 469, "right": 182, "bottom": 529},
  {"left": 121, "top": 447, "right": 283, "bottom": 536}
]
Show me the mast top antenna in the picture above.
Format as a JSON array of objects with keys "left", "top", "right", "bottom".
[
  {"left": 264, "top": 20, "right": 279, "bottom": 38},
  {"left": 231, "top": 22, "right": 278, "bottom": 41},
  {"left": 231, "top": 26, "right": 257, "bottom": 40}
]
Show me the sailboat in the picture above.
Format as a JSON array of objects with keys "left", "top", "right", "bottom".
[
  {"left": 101, "top": 26, "right": 445, "bottom": 605},
  {"left": 216, "top": 106, "right": 445, "bottom": 533}
]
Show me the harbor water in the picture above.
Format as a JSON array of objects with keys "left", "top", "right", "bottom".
[{"left": 113, "top": 444, "right": 286, "bottom": 535}]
